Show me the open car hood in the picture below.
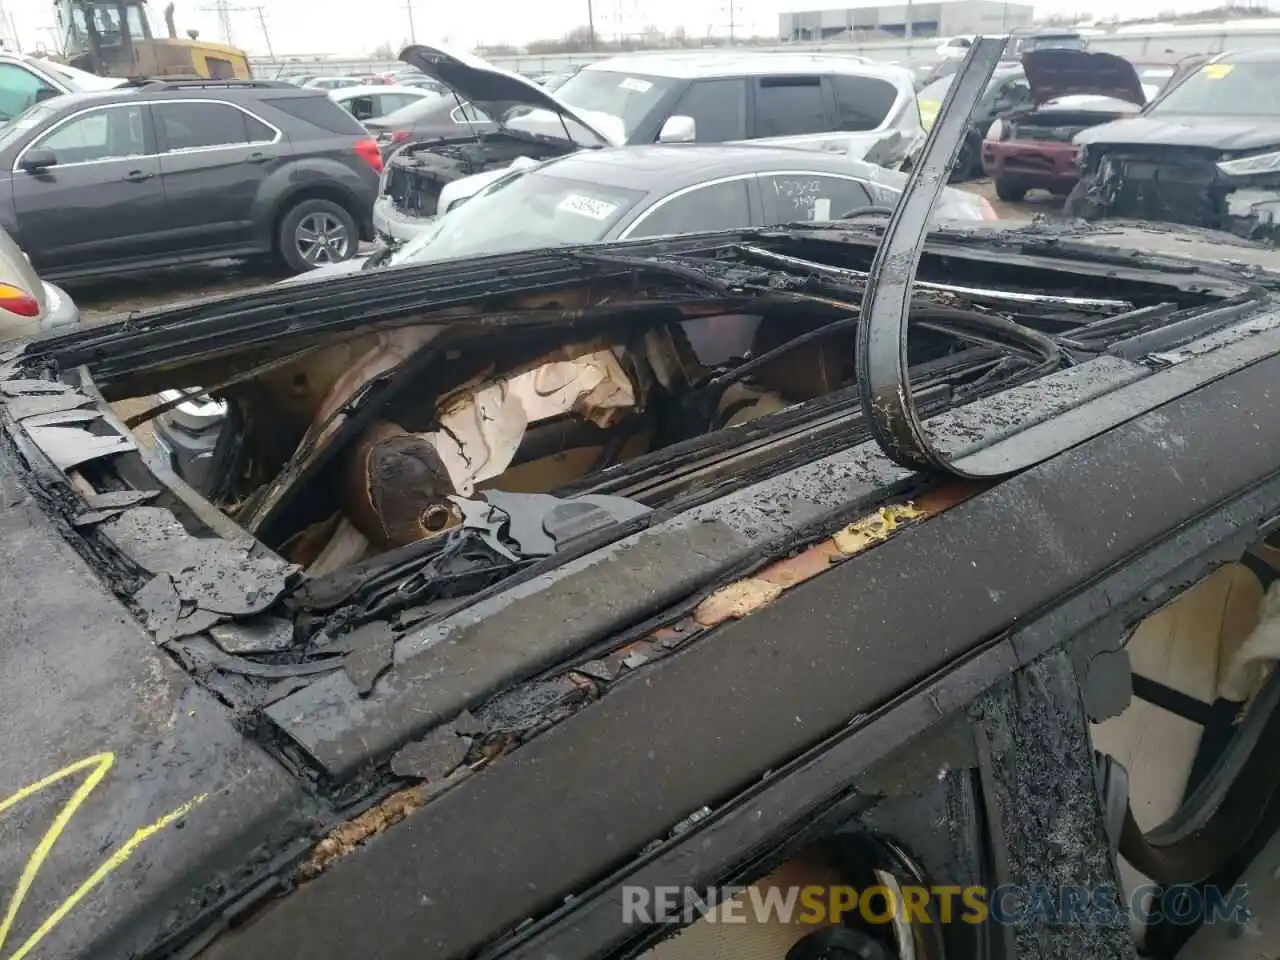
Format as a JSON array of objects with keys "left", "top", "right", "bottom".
[
  {"left": 399, "top": 43, "right": 613, "bottom": 146},
  {"left": 1020, "top": 49, "right": 1146, "bottom": 107}
]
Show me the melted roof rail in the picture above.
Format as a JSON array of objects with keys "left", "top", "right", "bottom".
[
  {"left": 857, "top": 34, "right": 1011, "bottom": 476},
  {"left": 735, "top": 244, "right": 1134, "bottom": 312}
]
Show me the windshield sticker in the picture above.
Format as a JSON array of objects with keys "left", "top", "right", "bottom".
[
  {"left": 618, "top": 77, "right": 653, "bottom": 93},
  {"left": 556, "top": 193, "right": 620, "bottom": 221},
  {"left": 1203, "top": 63, "right": 1235, "bottom": 80},
  {"left": 812, "top": 198, "right": 832, "bottom": 221}
]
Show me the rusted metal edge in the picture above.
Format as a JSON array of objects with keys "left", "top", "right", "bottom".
[{"left": 558, "top": 481, "right": 987, "bottom": 689}]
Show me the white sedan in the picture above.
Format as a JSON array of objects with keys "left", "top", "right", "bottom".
[{"left": 328, "top": 84, "right": 438, "bottom": 123}]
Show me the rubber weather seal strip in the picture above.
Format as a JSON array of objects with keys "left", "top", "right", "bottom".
[{"left": 856, "top": 35, "right": 1011, "bottom": 476}]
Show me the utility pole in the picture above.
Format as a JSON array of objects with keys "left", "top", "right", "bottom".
[
  {"left": 403, "top": 0, "right": 416, "bottom": 43},
  {"left": 587, "top": 0, "right": 595, "bottom": 49},
  {"left": 200, "top": 0, "right": 234, "bottom": 46},
  {"left": 722, "top": 0, "right": 740, "bottom": 42},
  {"left": 199, "top": 3, "right": 275, "bottom": 53},
  {"left": 0, "top": 0, "right": 18, "bottom": 52},
  {"left": 252, "top": 5, "right": 272, "bottom": 57}
]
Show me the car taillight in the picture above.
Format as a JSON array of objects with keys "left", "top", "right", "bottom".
[
  {"left": 0, "top": 282, "right": 40, "bottom": 317},
  {"left": 354, "top": 137, "right": 384, "bottom": 174},
  {"left": 979, "top": 198, "right": 999, "bottom": 221}
]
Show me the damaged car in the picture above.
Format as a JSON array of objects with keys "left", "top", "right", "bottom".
[
  {"left": 4, "top": 37, "right": 1280, "bottom": 960},
  {"left": 376, "top": 43, "right": 926, "bottom": 241},
  {"left": 1068, "top": 48, "right": 1280, "bottom": 239},
  {"left": 981, "top": 49, "right": 1148, "bottom": 202},
  {"left": 916, "top": 61, "right": 1031, "bottom": 179}
]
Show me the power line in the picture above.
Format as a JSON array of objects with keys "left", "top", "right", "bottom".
[
  {"left": 195, "top": 0, "right": 235, "bottom": 45},
  {"left": 196, "top": 2, "right": 274, "bottom": 54},
  {"left": 250, "top": 5, "right": 272, "bottom": 57}
]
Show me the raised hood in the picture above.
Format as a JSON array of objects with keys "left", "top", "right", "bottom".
[
  {"left": 399, "top": 43, "right": 613, "bottom": 146},
  {"left": 1020, "top": 49, "right": 1145, "bottom": 107}
]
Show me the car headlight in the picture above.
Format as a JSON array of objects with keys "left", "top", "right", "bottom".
[
  {"left": 1216, "top": 150, "right": 1280, "bottom": 177},
  {"left": 985, "top": 118, "right": 1003, "bottom": 142}
]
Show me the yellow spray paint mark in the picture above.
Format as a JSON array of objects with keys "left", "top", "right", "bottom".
[
  {"left": 1203, "top": 63, "right": 1235, "bottom": 80},
  {"left": 0, "top": 752, "right": 207, "bottom": 960},
  {"left": 919, "top": 99, "right": 941, "bottom": 131}
]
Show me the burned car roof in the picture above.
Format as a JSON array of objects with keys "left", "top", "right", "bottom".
[
  {"left": 6, "top": 206, "right": 1280, "bottom": 958},
  {"left": 6, "top": 38, "right": 1280, "bottom": 960}
]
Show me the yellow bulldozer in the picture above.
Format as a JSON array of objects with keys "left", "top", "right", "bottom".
[{"left": 52, "top": 0, "right": 252, "bottom": 80}]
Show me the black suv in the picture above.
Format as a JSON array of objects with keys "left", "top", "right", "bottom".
[{"left": 0, "top": 79, "right": 382, "bottom": 281}]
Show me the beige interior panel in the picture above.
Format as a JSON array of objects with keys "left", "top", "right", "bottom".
[
  {"left": 638, "top": 854, "right": 843, "bottom": 960},
  {"left": 1091, "top": 562, "right": 1266, "bottom": 941},
  {"left": 1094, "top": 564, "right": 1262, "bottom": 822}
]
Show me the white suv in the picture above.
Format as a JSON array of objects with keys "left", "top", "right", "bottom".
[{"left": 0, "top": 52, "right": 122, "bottom": 123}]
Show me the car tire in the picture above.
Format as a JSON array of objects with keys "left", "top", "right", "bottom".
[
  {"left": 949, "top": 136, "right": 979, "bottom": 183},
  {"left": 277, "top": 198, "right": 359, "bottom": 273},
  {"left": 1062, "top": 180, "right": 1101, "bottom": 220},
  {"left": 994, "top": 178, "right": 1027, "bottom": 203}
]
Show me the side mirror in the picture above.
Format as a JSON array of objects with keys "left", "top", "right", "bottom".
[
  {"left": 20, "top": 148, "right": 56, "bottom": 172},
  {"left": 658, "top": 115, "right": 696, "bottom": 143},
  {"left": 34, "top": 87, "right": 58, "bottom": 103}
]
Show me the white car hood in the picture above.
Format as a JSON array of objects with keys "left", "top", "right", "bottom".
[
  {"left": 399, "top": 43, "right": 612, "bottom": 147},
  {"left": 28, "top": 57, "right": 125, "bottom": 91}
]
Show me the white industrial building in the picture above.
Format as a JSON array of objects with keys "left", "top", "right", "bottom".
[{"left": 779, "top": 0, "right": 1035, "bottom": 41}]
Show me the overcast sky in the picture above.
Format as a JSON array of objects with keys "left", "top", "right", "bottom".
[{"left": 1, "top": 0, "right": 1269, "bottom": 58}]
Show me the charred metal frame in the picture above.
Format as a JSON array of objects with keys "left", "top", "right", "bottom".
[
  {"left": 858, "top": 35, "right": 1007, "bottom": 475},
  {"left": 201, "top": 350, "right": 1280, "bottom": 960}
]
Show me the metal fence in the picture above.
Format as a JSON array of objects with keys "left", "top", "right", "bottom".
[{"left": 251, "top": 23, "right": 1280, "bottom": 77}]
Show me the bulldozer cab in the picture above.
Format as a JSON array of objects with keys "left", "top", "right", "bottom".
[
  {"left": 54, "top": 0, "right": 251, "bottom": 80},
  {"left": 56, "top": 0, "right": 148, "bottom": 73}
]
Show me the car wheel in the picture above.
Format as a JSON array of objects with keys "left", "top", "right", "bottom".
[
  {"left": 278, "top": 199, "right": 358, "bottom": 272},
  {"left": 949, "top": 136, "right": 979, "bottom": 183},
  {"left": 1062, "top": 180, "right": 1101, "bottom": 220},
  {"left": 994, "top": 178, "right": 1027, "bottom": 203}
]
